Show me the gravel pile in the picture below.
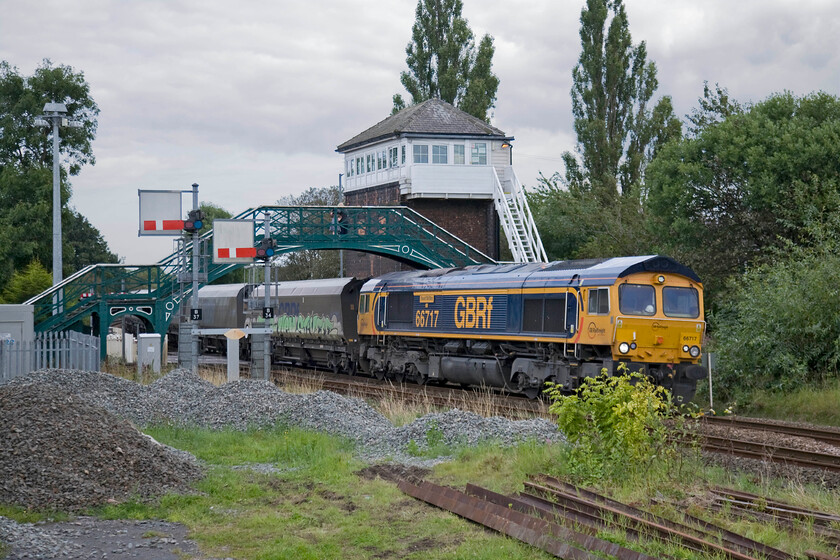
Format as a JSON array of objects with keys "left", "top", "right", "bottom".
[
  {"left": 0, "top": 383, "right": 203, "bottom": 512},
  {"left": 4, "top": 368, "right": 560, "bottom": 465}
]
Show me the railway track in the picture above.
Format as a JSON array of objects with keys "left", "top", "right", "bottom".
[
  {"left": 696, "top": 433, "right": 840, "bottom": 473},
  {"left": 271, "top": 366, "right": 840, "bottom": 474},
  {"left": 703, "top": 415, "right": 840, "bottom": 446},
  {"left": 273, "top": 367, "right": 548, "bottom": 420}
]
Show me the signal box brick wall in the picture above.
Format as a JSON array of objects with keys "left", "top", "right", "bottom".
[{"left": 343, "top": 184, "right": 499, "bottom": 278}]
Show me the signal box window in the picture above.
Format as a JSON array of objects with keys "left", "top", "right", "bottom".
[
  {"left": 413, "top": 145, "right": 429, "bottom": 164},
  {"left": 432, "top": 145, "right": 448, "bottom": 164},
  {"left": 389, "top": 147, "right": 398, "bottom": 168},
  {"left": 454, "top": 145, "right": 465, "bottom": 164},
  {"left": 619, "top": 284, "right": 656, "bottom": 316},
  {"left": 471, "top": 143, "right": 487, "bottom": 165},
  {"left": 588, "top": 288, "right": 610, "bottom": 314},
  {"left": 663, "top": 286, "right": 700, "bottom": 318}
]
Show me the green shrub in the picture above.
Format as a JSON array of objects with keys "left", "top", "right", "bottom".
[
  {"left": 712, "top": 246, "right": 840, "bottom": 401},
  {"left": 544, "top": 369, "right": 678, "bottom": 485}
]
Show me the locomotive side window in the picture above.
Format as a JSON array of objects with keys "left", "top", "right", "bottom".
[
  {"left": 388, "top": 292, "right": 413, "bottom": 324},
  {"left": 663, "top": 286, "right": 700, "bottom": 318},
  {"left": 588, "top": 288, "right": 610, "bottom": 314},
  {"left": 360, "top": 294, "right": 369, "bottom": 314},
  {"left": 619, "top": 284, "right": 656, "bottom": 316}
]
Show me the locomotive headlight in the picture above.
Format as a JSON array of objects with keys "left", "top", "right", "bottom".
[
  {"left": 657, "top": 275, "right": 666, "bottom": 284},
  {"left": 682, "top": 345, "right": 690, "bottom": 353},
  {"left": 618, "top": 342, "right": 631, "bottom": 354},
  {"left": 689, "top": 345, "right": 701, "bottom": 358}
]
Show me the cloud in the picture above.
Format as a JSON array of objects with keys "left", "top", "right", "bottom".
[{"left": 2, "top": 0, "right": 839, "bottom": 263}]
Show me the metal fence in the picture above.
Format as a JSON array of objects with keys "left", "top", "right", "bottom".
[{"left": 0, "top": 331, "right": 100, "bottom": 382}]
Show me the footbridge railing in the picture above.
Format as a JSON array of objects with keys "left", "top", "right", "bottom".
[{"left": 25, "top": 205, "right": 495, "bottom": 353}]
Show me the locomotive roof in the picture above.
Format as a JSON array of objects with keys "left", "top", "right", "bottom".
[{"left": 362, "top": 255, "right": 701, "bottom": 291}]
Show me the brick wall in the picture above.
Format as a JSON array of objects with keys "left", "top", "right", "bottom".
[{"left": 343, "top": 183, "right": 498, "bottom": 278}]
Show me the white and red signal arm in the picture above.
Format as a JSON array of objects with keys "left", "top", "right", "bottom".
[
  {"left": 216, "top": 246, "right": 257, "bottom": 259},
  {"left": 212, "top": 219, "right": 257, "bottom": 264},
  {"left": 138, "top": 190, "right": 184, "bottom": 237},
  {"left": 142, "top": 219, "right": 184, "bottom": 233}
]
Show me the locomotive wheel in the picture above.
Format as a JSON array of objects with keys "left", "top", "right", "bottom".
[{"left": 408, "top": 364, "right": 427, "bottom": 385}]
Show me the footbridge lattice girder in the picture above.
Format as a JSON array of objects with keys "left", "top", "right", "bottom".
[{"left": 25, "top": 206, "right": 496, "bottom": 360}]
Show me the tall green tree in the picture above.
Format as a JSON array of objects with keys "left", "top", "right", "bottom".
[
  {"left": 0, "top": 60, "right": 117, "bottom": 293},
  {"left": 274, "top": 186, "right": 342, "bottom": 281},
  {"left": 563, "top": 0, "right": 680, "bottom": 202},
  {"left": 645, "top": 90, "right": 840, "bottom": 301},
  {"left": 0, "top": 59, "right": 99, "bottom": 174},
  {"left": 392, "top": 0, "right": 499, "bottom": 122}
]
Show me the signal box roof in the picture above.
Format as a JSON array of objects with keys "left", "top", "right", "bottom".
[
  {"left": 336, "top": 98, "right": 509, "bottom": 153},
  {"left": 362, "top": 255, "right": 701, "bottom": 292}
]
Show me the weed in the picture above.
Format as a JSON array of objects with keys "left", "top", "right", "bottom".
[{"left": 543, "top": 365, "right": 683, "bottom": 486}]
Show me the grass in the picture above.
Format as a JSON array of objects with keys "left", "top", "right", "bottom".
[
  {"left": 744, "top": 377, "right": 840, "bottom": 426},
  {"left": 91, "top": 425, "right": 553, "bottom": 560},
  {"left": 52, "top": 364, "right": 840, "bottom": 558},
  {"left": 3, "top": 418, "right": 838, "bottom": 559}
]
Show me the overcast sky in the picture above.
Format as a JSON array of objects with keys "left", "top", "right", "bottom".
[{"left": 2, "top": 0, "right": 839, "bottom": 264}]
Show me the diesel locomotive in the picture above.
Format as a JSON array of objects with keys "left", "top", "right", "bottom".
[{"left": 192, "top": 255, "right": 706, "bottom": 402}]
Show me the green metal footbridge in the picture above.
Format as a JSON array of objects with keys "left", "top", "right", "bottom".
[{"left": 25, "top": 206, "right": 495, "bottom": 360}]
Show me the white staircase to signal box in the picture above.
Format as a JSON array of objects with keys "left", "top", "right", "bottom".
[{"left": 492, "top": 167, "right": 548, "bottom": 263}]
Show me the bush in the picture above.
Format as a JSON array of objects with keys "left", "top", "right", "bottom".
[
  {"left": 712, "top": 246, "right": 840, "bottom": 401},
  {"left": 544, "top": 369, "right": 678, "bottom": 485}
]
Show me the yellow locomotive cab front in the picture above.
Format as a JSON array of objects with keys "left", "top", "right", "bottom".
[{"left": 609, "top": 272, "right": 706, "bottom": 389}]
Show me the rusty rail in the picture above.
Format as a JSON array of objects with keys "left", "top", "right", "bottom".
[
  {"left": 526, "top": 475, "right": 790, "bottom": 560},
  {"left": 397, "top": 477, "right": 658, "bottom": 559},
  {"left": 395, "top": 473, "right": 816, "bottom": 559}
]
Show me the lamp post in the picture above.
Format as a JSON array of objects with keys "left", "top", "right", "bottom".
[{"left": 35, "top": 102, "right": 82, "bottom": 286}]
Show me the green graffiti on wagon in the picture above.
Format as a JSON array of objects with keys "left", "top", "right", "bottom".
[{"left": 273, "top": 313, "right": 341, "bottom": 336}]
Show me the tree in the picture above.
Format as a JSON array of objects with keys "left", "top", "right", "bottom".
[
  {"left": 0, "top": 259, "right": 52, "bottom": 304},
  {"left": 273, "top": 186, "right": 343, "bottom": 280},
  {"left": 563, "top": 0, "right": 680, "bottom": 202},
  {"left": 0, "top": 60, "right": 116, "bottom": 294},
  {"left": 645, "top": 90, "right": 840, "bottom": 302},
  {"left": 392, "top": 0, "right": 499, "bottom": 122},
  {"left": 0, "top": 59, "right": 99, "bottom": 175},
  {"left": 198, "top": 201, "right": 232, "bottom": 236}
]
